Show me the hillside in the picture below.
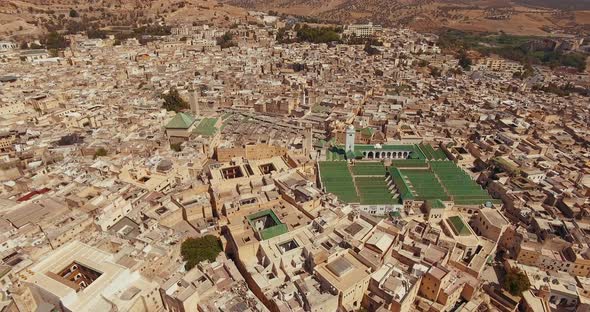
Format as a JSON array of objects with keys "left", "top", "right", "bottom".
[
  {"left": 0, "top": 0, "right": 249, "bottom": 39},
  {"left": 222, "top": 0, "right": 590, "bottom": 36}
]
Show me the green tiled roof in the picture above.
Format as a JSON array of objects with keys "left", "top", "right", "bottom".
[
  {"left": 417, "top": 143, "right": 448, "bottom": 160},
  {"left": 448, "top": 216, "right": 470, "bottom": 236},
  {"left": 356, "top": 176, "right": 395, "bottom": 205},
  {"left": 428, "top": 199, "right": 446, "bottom": 209},
  {"left": 360, "top": 127, "right": 375, "bottom": 137},
  {"left": 247, "top": 210, "right": 288, "bottom": 240},
  {"left": 260, "top": 224, "right": 288, "bottom": 240},
  {"left": 193, "top": 118, "right": 218, "bottom": 136},
  {"left": 247, "top": 209, "right": 281, "bottom": 224},
  {"left": 350, "top": 162, "right": 385, "bottom": 176},
  {"left": 346, "top": 151, "right": 357, "bottom": 160},
  {"left": 390, "top": 159, "right": 428, "bottom": 168},
  {"left": 318, "top": 161, "right": 359, "bottom": 203},
  {"left": 165, "top": 112, "right": 195, "bottom": 129},
  {"left": 389, "top": 167, "right": 415, "bottom": 201},
  {"left": 326, "top": 147, "right": 346, "bottom": 161}
]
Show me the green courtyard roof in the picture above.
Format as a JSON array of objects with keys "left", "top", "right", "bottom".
[
  {"left": 448, "top": 216, "right": 470, "bottom": 236},
  {"left": 247, "top": 209, "right": 288, "bottom": 240},
  {"left": 165, "top": 112, "right": 195, "bottom": 129},
  {"left": 360, "top": 127, "right": 375, "bottom": 137}
]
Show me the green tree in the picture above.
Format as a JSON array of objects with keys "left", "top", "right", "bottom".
[
  {"left": 503, "top": 268, "right": 531, "bottom": 296},
  {"left": 430, "top": 67, "right": 442, "bottom": 78},
  {"left": 417, "top": 60, "right": 429, "bottom": 67},
  {"left": 181, "top": 235, "right": 222, "bottom": 270},
  {"left": 161, "top": 87, "right": 189, "bottom": 112},
  {"left": 216, "top": 32, "right": 236, "bottom": 49},
  {"left": 94, "top": 147, "right": 107, "bottom": 158},
  {"left": 69, "top": 8, "right": 79, "bottom": 18},
  {"left": 295, "top": 24, "right": 340, "bottom": 43},
  {"left": 87, "top": 29, "right": 107, "bottom": 39},
  {"left": 458, "top": 52, "right": 472, "bottom": 70},
  {"left": 43, "top": 31, "right": 68, "bottom": 50},
  {"left": 170, "top": 143, "right": 182, "bottom": 152},
  {"left": 448, "top": 67, "right": 463, "bottom": 76}
]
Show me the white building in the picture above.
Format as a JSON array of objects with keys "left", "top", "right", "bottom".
[
  {"left": 345, "top": 125, "right": 355, "bottom": 152},
  {"left": 19, "top": 240, "right": 163, "bottom": 312},
  {"left": 0, "top": 41, "right": 18, "bottom": 51},
  {"left": 344, "top": 22, "right": 383, "bottom": 38}
]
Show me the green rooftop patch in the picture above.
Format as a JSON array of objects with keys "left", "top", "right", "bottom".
[
  {"left": 390, "top": 159, "right": 428, "bottom": 168},
  {"left": 392, "top": 168, "right": 450, "bottom": 202},
  {"left": 166, "top": 112, "right": 195, "bottom": 129},
  {"left": 428, "top": 199, "right": 446, "bottom": 209},
  {"left": 359, "top": 127, "right": 375, "bottom": 137},
  {"left": 326, "top": 147, "right": 346, "bottom": 161},
  {"left": 356, "top": 177, "right": 395, "bottom": 205},
  {"left": 193, "top": 118, "right": 218, "bottom": 136},
  {"left": 247, "top": 209, "right": 288, "bottom": 240},
  {"left": 418, "top": 143, "right": 448, "bottom": 160},
  {"left": 448, "top": 216, "right": 471, "bottom": 236},
  {"left": 350, "top": 162, "right": 385, "bottom": 176},
  {"left": 430, "top": 161, "right": 494, "bottom": 206},
  {"left": 318, "top": 161, "right": 359, "bottom": 203}
]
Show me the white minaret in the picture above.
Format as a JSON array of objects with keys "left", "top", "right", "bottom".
[
  {"left": 303, "top": 125, "right": 313, "bottom": 157},
  {"left": 301, "top": 89, "right": 306, "bottom": 106},
  {"left": 345, "top": 125, "right": 355, "bottom": 152},
  {"left": 190, "top": 88, "right": 199, "bottom": 116}
]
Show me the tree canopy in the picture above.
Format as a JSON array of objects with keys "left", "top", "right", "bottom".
[
  {"left": 216, "top": 32, "right": 237, "bottom": 49},
  {"left": 161, "top": 88, "right": 189, "bottom": 112},
  {"left": 181, "top": 235, "right": 222, "bottom": 270},
  {"left": 458, "top": 51, "right": 472, "bottom": 70},
  {"left": 69, "top": 9, "right": 79, "bottom": 18},
  {"left": 295, "top": 24, "right": 340, "bottom": 43},
  {"left": 94, "top": 147, "right": 107, "bottom": 158},
  {"left": 503, "top": 268, "right": 531, "bottom": 296}
]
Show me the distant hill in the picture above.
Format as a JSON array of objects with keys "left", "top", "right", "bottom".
[
  {"left": 515, "top": 0, "right": 590, "bottom": 10},
  {"left": 222, "top": 0, "right": 590, "bottom": 36},
  {"left": 0, "top": 0, "right": 249, "bottom": 39}
]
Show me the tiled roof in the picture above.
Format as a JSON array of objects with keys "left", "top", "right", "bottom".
[{"left": 165, "top": 112, "right": 195, "bottom": 129}]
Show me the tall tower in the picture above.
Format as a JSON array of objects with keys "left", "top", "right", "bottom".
[
  {"left": 303, "top": 125, "right": 313, "bottom": 157},
  {"left": 190, "top": 88, "right": 199, "bottom": 117},
  {"left": 345, "top": 125, "right": 355, "bottom": 152},
  {"left": 301, "top": 88, "right": 306, "bottom": 107}
]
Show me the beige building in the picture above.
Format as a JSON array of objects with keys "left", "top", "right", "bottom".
[
  {"left": 418, "top": 266, "right": 476, "bottom": 310},
  {"left": 366, "top": 262, "right": 423, "bottom": 312},
  {"left": 516, "top": 241, "right": 590, "bottom": 278},
  {"left": 471, "top": 208, "right": 510, "bottom": 242},
  {"left": 160, "top": 267, "right": 214, "bottom": 312},
  {"left": 314, "top": 250, "right": 371, "bottom": 311},
  {"left": 215, "top": 143, "right": 288, "bottom": 162},
  {"left": 0, "top": 102, "right": 26, "bottom": 116},
  {"left": 17, "top": 240, "right": 163, "bottom": 312}
]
